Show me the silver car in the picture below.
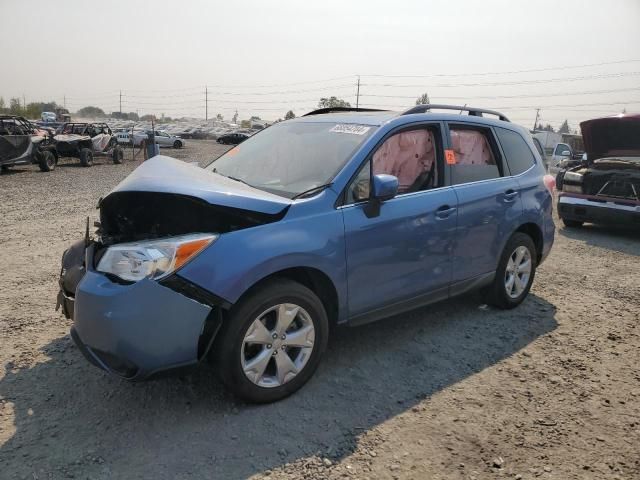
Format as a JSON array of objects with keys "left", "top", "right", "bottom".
[{"left": 148, "top": 130, "right": 184, "bottom": 149}]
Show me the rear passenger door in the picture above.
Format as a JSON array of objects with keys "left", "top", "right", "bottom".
[{"left": 446, "top": 123, "right": 523, "bottom": 286}]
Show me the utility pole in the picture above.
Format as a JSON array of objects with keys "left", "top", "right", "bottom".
[
  {"left": 22, "top": 94, "right": 26, "bottom": 114},
  {"left": 533, "top": 108, "right": 540, "bottom": 131},
  {"left": 205, "top": 85, "right": 208, "bottom": 121},
  {"left": 356, "top": 75, "right": 360, "bottom": 108},
  {"left": 119, "top": 90, "right": 122, "bottom": 115},
  {"left": 63, "top": 95, "right": 66, "bottom": 109}
]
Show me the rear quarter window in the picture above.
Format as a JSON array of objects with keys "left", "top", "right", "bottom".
[{"left": 495, "top": 127, "right": 536, "bottom": 176}]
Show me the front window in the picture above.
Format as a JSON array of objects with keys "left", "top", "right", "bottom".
[{"left": 207, "top": 121, "right": 375, "bottom": 198}]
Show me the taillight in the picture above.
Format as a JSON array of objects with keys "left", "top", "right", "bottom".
[{"left": 543, "top": 174, "right": 556, "bottom": 194}]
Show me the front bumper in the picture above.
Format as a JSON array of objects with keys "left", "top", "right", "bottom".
[
  {"left": 558, "top": 193, "right": 640, "bottom": 225},
  {"left": 70, "top": 251, "right": 214, "bottom": 380}
]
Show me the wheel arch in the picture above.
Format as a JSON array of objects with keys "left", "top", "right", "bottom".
[
  {"left": 230, "top": 266, "right": 340, "bottom": 328},
  {"left": 514, "top": 222, "right": 543, "bottom": 263}
]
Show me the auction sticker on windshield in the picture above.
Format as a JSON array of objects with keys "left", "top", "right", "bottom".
[{"left": 330, "top": 124, "right": 371, "bottom": 135}]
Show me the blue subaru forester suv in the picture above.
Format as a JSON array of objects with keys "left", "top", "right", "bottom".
[{"left": 57, "top": 105, "right": 555, "bottom": 403}]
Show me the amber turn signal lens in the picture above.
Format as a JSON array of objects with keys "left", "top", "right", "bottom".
[{"left": 174, "top": 237, "right": 215, "bottom": 270}]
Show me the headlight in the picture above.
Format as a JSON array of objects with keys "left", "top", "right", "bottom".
[
  {"left": 563, "top": 171, "right": 583, "bottom": 183},
  {"left": 97, "top": 233, "right": 217, "bottom": 282}
]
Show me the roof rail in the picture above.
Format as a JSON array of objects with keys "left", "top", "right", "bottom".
[
  {"left": 303, "top": 107, "right": 389, "bottom": 116},
  {"left": 402, "top": 104, "right": 510, "bottom": 122}
]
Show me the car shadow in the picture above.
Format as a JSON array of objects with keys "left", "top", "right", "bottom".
[
  {"left": 0, "top": 293, "right": 557, "bottom": 479},
  {"left": 0, "top": 167, "right": 33, "bottom": 176},
  {"left": 559, "top": 223, "right": 640, "bottom": 257}
]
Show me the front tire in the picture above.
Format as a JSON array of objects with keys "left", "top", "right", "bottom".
[
  {"left": 213, "top": 279, "right": 329, "bottom": 403},
  {"left": 173, "top": 140, "right": 182, "bottom": 149},
  {"left": 79, "top": 148, "right": 93, "bottom": 167},
  {"left": 38, "top": 150, "right": 56, "bottom": 172},
  {"left": 486, "top": 232, "right": 537, "bottom": 309}
]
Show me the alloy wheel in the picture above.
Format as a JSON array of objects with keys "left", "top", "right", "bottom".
[
  {"left": 504, "top": 246, "right": 532, "bottom": 298},
  {"left": 241, "top": 303, "right": 315, "bottom": 388}
]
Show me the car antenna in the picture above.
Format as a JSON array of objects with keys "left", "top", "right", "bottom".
[{"left": 459, "top": 104, "right": 467, "bottom": 115}]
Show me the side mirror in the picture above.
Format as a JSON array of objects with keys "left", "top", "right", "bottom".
[
  {"left": 372, "top": 174, "right": 399, "bottom": 201},
  {"left": 365, "top": 174, "right": 398, "bottom": 218},
  {"left": 561, "top": 150, "right": 571, "bottom": 157}
]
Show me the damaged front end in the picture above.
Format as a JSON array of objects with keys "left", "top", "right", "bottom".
[
  {"left": 57, "top": 155, "right": 291, "bottom": 379},
  {"left": 558, "top": 114, "right": 640, "bottom": 226}
]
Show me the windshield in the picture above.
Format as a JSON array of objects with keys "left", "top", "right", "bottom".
[{"left": 206, "top": 121, "right": 375, "bottom": 198}]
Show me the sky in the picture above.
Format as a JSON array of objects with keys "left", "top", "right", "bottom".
[{"left": 2, "top": 0, "right": 640, "bottom": 128}]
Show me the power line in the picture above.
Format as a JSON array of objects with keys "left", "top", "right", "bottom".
[
  {"left": 360, "top": 58, "right": 640, "bottom": 78},
  {"left": 362, "top": 71, "right": 640, "bottom": 88},
  {"left": 360, "top": 86, "right": 640, "bottom": 101}
]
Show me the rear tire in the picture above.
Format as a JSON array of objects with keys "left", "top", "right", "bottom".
[
  {"left": 38, "top": 150, "right": 56, "bottom": 172},
  {"left": 173, "top": 140, "right": 182, "bottom": 149},
  {"left": 562, "top": 218, "right": 583, "bottom": 228},
  {"left": 1, "top": 165, "right": 10, "bottom": 173},
  {"left": 112, "top": 146, "right": 123, "bottom": 164},
  {"left": 486, "top": 232, "right": 537, "bottom": 309},
  {"left": 79, "top": 148, "right": 93, "bottom": 167},
  {"left": 213, "top": 279, "right": 329, "bottom": 403}
]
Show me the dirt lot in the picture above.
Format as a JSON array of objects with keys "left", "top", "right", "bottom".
[{"left": 0, "top": 141, "right": 639, "bottom": 480}]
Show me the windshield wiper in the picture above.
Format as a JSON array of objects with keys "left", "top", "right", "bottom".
[
  {"left": 212, "top": 169, "right": 252, "bottom": 187},
  {"left": 292, "top": 183, "right": 333, "bottom": 200}
]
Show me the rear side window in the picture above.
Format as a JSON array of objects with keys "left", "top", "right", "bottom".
[
  {"left": 495, "top": 127, "right": 536, "bottom": 175},
  {"left": 449, "top": 126, "right": 500, "bottom": 185}
]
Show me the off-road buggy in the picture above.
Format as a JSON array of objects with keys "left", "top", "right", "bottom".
[
  {"left": 54, "top": 123, "right": 124, "bottom": 167},
  {"left": 0, "top": 115, "right": 58, "bottom": 172}
]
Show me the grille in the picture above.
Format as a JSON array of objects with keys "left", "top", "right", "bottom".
[{"left": 597, "top": 180, "right": 639, "bottom": 201}]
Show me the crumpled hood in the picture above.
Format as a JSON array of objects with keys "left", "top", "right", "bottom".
[
  {"left": 580, "top": 114, "right": 640, "bottom": 161},
  {"left": 589, "top": 158, "right": 640, "bottom": 172},
  {"left": 103, "top": 155, "right": 291, "bottom": 215}
]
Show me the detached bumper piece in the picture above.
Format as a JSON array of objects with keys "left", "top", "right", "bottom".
[
  {"left": 558, "top": 194, "right": 640, "bottom": 225},
  {"left": 73, "top": 269, "right": 212, "bottom": 380}
]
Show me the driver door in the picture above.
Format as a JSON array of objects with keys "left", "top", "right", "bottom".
[{"left": 341, "top": 124, "right": 457, "bottom": 322}]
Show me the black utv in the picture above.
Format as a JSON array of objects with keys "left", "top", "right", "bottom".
[
  {"left": 0, "top": 116, "right": 58, "bottom": 172},
  {"left": 54, "top": 123, "right": 123, "bottom": 167}
]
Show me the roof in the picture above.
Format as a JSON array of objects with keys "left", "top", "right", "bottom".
[
  {"left": 292, "top": 104, "right": 513, "bottom": 128},
  {"left": 292, "top": 111, "right": 398, "bottom": 126},
  {"left": 290, "top": 109, "right": 521, "bottom": 133}
]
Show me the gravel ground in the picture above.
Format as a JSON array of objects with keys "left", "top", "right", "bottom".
[{"left": 0, "top": 140, "right": 639, "bottom": 480}]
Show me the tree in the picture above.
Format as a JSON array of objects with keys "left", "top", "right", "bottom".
[
  {"left": 77, "top": 106, "right": 106, "bottom": 118},
  {"left": 284, "top": 110, "right": 296, "bottom": 120},
  {"left": 9, "top": 98, "right": 21, "bottom": 114},
  {"left": 240, "top": 120, "right": 251, "bottom": 128},
  {"left": 250, "top": 115, "right": 261, "bottom": 121},
  {"left": 415, "top": 92, "right": 430, "bottom": 105},
  {"left": 140, "top": 114, "right": 156, "bottom": 121},
  {"left": 216, "top": 113, "right": 223, "bottom": 121},
  {"left": 558, "top": 119, "right": 570, "bottom": 134},
  {"left": 0, "top": 97, "right": 5, "bottom": 113},
  {"left": 232, "top": 111, "right": 239, "bottom": 124},
  {"left": 318, "top": 97, "right": 351, "bottom": 108}
]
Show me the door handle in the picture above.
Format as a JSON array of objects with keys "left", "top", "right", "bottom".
[
  {"left": 503, "top": 190, "right": 519, "bottom": 202},
  {"left": 435, "top": 205, "right": 457, "bottom": 219}
]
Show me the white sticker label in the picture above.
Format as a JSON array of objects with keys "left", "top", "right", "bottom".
[{"left": 330, "top": 124, "right": 371, "bottom": 135}]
